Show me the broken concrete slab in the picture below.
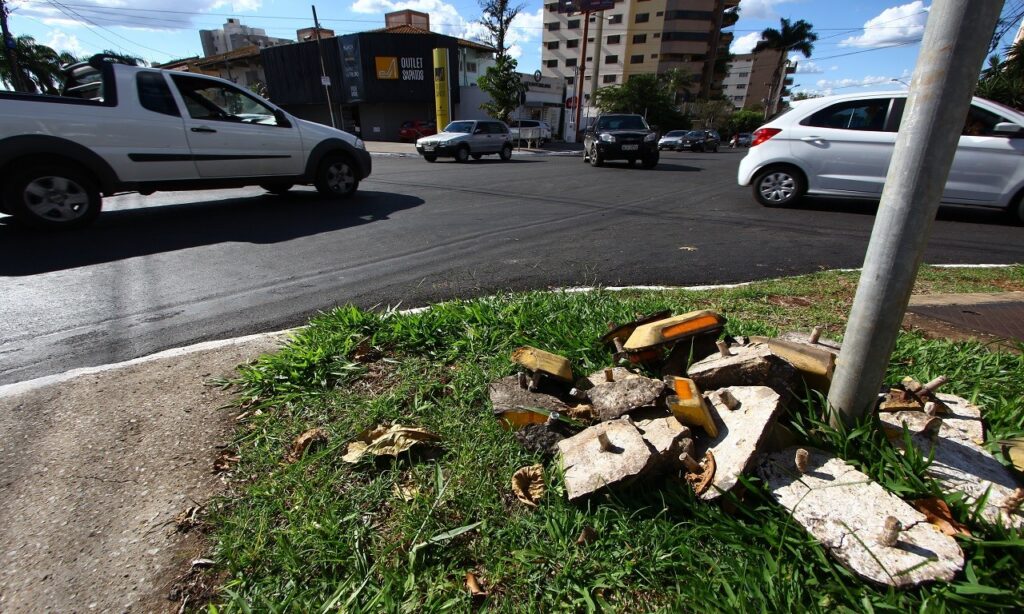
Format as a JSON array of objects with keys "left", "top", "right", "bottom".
[
  {"left": 758, "top": 447, "right": 964, "bottom": 587},
  {"left": 687, "top": 343, "right": 799, "bottom": 403},
  {"left": 778, "top": 329, "right": 841, "bottom": 351},
  {"left": 585, "top": 367, "right": 641, "bottom": 387},
  {"left": 766, "top": 338, "right": 836, "bottom": 392},
  {"left": 588, "top": 375, "right": 665, "bottom": 421},
  {"left": 634, "top": 413, "right": 692, "bottom": 469},
  {"left": 698, "top": 386, "right": 783, "bottom": 501},
  {"left": 896, "top": 431, "right": 1023, "bottom": 529},
  {"left": 557, "top": 419, "right": 653, "bottom": 501},
  {"left": 879, "top": 393, "right": 984, "bottom": 445},
  {"left": 489, "top": 375, "right": 572, "bottom": 417}
]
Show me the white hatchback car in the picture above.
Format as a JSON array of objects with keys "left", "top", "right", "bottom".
[{"left": 737, "top": 92, "right": 1024, "bottom": 222}]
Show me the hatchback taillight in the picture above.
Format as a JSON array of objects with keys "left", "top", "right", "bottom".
[{"left": 751, "top": 128, "right": 781, "bottom": 147}]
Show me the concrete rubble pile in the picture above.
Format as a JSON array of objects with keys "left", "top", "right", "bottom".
[{"left": 487, "top": 312, "right": 1024, "bottom": 588}]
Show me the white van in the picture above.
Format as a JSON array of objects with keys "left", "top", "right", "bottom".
[{"left": 737, "top": 92, "right": 1024, "bottom": 222}]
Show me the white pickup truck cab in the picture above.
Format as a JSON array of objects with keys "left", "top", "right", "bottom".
[{"left": 0, "top": 55, "right": 372, "bottom": 229}]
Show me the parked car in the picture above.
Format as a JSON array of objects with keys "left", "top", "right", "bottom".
[
  {"left": 658, "top": 130, "right": 688, "bottom": 151},
  {"left": 737, "top": 133, "right": 753, "bottom": 147},
  {"left": 583, "top": 113, "right": 659, "bottom": 168},
  {"left": 509, "top": 119, "right": 552, "bottom": 145},
  {"left": 0, "top": 54, "right": 371, "bottom": 229},
  {"left": 737, "top": 91, "right": 1024, "bottom": 222},
  {"left": 399, "top": 119, "right": 436, "bottom": 141},
  {"left": 681, "top": 130, "right": 720, "bottom": 152},
  {"left": 415, "top": 119, "right": 513, "bottom": 162}
]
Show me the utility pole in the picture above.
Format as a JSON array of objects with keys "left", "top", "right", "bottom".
[
  {"left": 311, "top": 5, "right": 337, "bottom": 128},
  {"left": 1, "top": 0, "right": 27, "bottom": 92},
  {"left": 827, "top": 0, "right": 1005, "bottom": 427},
  {"left": 590, "top": 11, "right": 603, "bottom": 101}
]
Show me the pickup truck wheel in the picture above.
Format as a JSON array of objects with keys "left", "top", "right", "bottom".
[
  {"left": 314, "top": 155, "right": 358, "bottom": 198},
  {"left": 454, "top": 146, "right": 470, "bottom": 163},
  {"left": 499, "top": 144, "right": 513, "bottom": 161},
  {"left": 259, "top": 183, "right": 293, "bottom": 195},
  {"left": 5, "top": 165, "right": 101, "bottom": 229}
]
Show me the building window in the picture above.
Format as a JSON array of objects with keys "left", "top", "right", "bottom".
[
  {"left": 467, "top": 62, "right": 477, "bottom": 72},
  {"left": 546, "top": 59, "right": 558, "bottom": 68},
  {"left": 635, "top": 13, "right": 649, "bottom": 23},
  {"left": 609, "top": 14, "right": 622, "bottom": 24},
  {"left": 586, "top": 56, "right": 592, "bottom": 62},
  {"left": 665, "top": 10, "right": 712, "bottom": 20},
  {"left": 567, "top": 77, "right": 575, "bottom": 85},
  {"left": 630, "top": 54, "right": 644, "bottom": 64},
  {"left": 738, "top": 72, "right": 748, "bottom": 77},
  {"left": 632, "top": 33, "right": 647, "bottom": 44},
  {"left": 547, "top": 22, "right": 560, "bottom": 31},
  {"left": 656, "top": 11, "right": 664, "bottom": 17},
  {"left": 566, "top": 39, "right": 579, "bottom": 48},
  {"left": 736, "top": 84, "right": 746, "bottom": 89},
  {"left": 567, "top": 19, "right": 580, "bottom": 28},
  {"left": 585, "top": 75, "right": 591, "bottom": 80},
  {"left": 603, "top": 74, "right": 616, "bottom": 83},
  {"left": 650, "top": 54, "right": 658, "bottom": 59},
  {"left": 607, "top": 35, "right": 621, "bottom": 44},
  {"left": 566, "top": 58, "right": 577, "bottom": 67},
  {"left": 547, "top": 41, "right": 559, "bottom": 50},
  {"left": 605, "top": 55, "right": 618, "bottom": 64},
  {"left": 545, "top": 2, "right": 557, "bottom": 11},
  {"left": 653, "top": 32, "right": 661, "bottom": 38},
  {"left": 662, "top": 32, "right": 709, "bottom": 42}
]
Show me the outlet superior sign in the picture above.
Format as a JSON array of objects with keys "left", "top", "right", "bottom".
[{"left": 375, "top": 56, "right": 426, "bottom": 81}]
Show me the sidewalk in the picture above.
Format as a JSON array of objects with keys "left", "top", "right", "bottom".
[{"left": 0, "top": 284, "right": 1019, "bottom": 611}]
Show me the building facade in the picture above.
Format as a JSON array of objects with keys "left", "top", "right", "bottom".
[
  {"left": 261, "top": 15, "right": 495, "bottom": 141},
  {"left": 199, "top": 18, "right": 292, "bottom": 57},
  {"left": 722, "top": 49, "right": 793, "bottom": 112},
  {"left": 541, "top": 0, "right": 738, "bottom": 123}
]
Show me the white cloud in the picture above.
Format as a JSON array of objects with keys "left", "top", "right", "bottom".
[
  {"left": 830, "top": 65, "right": 839, "bottom": 71},
  {"left": 816, "top": 75, "right": 893, "bottom": 90},
  {"left": 737, "top": 0, "right": 798, "bottom": 20},
  {"left": 44, "top": 29, "right": 87, "bottom": 56},
  {"left": 789, "top": 54, "right": 823, "bottom": 73},
  {"left": 840, "top": 1, "right": 929, "bottom": 48},
  {"left": 11, "top": 0, "right": 261, "bottom": 31},
  {"left": 731, "top": 32, "right": 762, "bottom": 55}
]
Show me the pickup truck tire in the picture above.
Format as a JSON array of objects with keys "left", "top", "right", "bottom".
[
  {"left": 259, "top": 183, "right": 293, "bottom": 195},
  {"left": 314, "top": 154, "right": 358, "bottom": 198},
  {"left": 4, "top": 164, "right": 101, "bottom": 229},
  {"left": 499, "top": 144, "right": 512, "bottom": 161},
  {"left": 454, "top": 146, "right": 470, "bottom": 163}
]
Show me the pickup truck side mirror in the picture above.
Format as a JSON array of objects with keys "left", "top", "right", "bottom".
[
  {"left": 273, "top": 109, "right": 292, "bottom": 128},
  {"left": 992, "top": 121, "right": 1023, "bottom": 136}
]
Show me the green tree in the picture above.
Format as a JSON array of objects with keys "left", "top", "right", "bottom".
[
  {"left": 723, "top": 108, "right": 764, "bottom": 135},
  {"left": 592, "top": 73, "right": 687, "bottom": 130},
  {"left": 752, "top": 18, "right": 817, "bottom": 116},
  {"left": 0, "top": 36, "right": 69, "bottom": 93},
  {"left": 476, "top": 0, "right": 523, "bottom": 123},
  {"left": 976, "top": 40, "right": 1024, "bottom": 110},
  {"left": 791, "top": 91, "right": 821, "bottom": 101}
]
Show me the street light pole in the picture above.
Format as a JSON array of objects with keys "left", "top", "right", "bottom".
[
  {"left": 827, "top": 0, "right": 1005, "bottom": 427},
  {"left": 311, "top": 4, "right": 337, "bottom": 128},
  {"left": 573, "top": 10, "right": 590, "bottom": 138}
]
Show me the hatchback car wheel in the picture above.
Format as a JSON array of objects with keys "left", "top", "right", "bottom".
[{"left": 753, "top": 167, "right": 805, "bottom": 207}]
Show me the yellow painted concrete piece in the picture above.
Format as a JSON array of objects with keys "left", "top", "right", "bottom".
[
  {"left": 511, "top": 346, "right": 574, "bottom": 382},
  {"left": 624, "top": 310, "right": 725, "bottom": 351},
  {"left": 768, "top": 338, "right": 836, "bottom": 391},
  {"left": 665, "top": 375, "right": 719, "bottom": 438}
]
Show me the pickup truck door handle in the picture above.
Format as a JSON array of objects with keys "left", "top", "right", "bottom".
[{"left": 191, "top": 127, "right": 217, "bottom": 133}]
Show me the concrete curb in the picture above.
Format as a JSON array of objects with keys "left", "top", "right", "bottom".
[{"left": 3, "top": 264, "right": 1015, "bottom": 398}]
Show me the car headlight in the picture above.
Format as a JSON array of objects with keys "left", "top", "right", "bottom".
[
  {"left": 599, "top": 133, "right": 615, "bottom": 143},
  {"left": 354, "top": 138, "right": 365, "bottom": 150},
  {"left": 644, "top": 133, "right": 657, "bottom": 142}
]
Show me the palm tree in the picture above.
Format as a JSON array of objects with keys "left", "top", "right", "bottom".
[
  {"left": 752, "top": 18, "right": 817, "bottom": 117},
  {"left": 0, "top": 36, "right": 68, "bottom": 94}
]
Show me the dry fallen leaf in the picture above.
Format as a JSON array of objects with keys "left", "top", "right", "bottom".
[
  {"left": 911, "top": 497, "right": 972, "bottom": 537},
  {"left": 392, "top": 481, "right": 420, "bottom": 502},
  {"left": 1000, "top": 437, "right": 1024, "bottom": 472},
  {"left": 511, "top": 464, "right": 545, "bottom": 508},
  {"left": 576, "top": 526, "right": 597, "bottom": 546},
  {"left": 342, "top": 424, "right": 441, "bottom": 463},
  {"left": 285, "top": 428, "right": 329, "bottom": 463},
  {"left": 212, "top": 450, "right": 240, "bottom": 473},
  {"left": 465, "top": 571, "right": 487, "bottom": 597}
]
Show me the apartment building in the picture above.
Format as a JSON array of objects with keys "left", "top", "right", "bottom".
[
  {"left": 722, "top": 48, "right": 792, "bottom": 112},
  {"left": 199, "top": 18, "right": 293, "bottom": 57},
  {"left": 541, "top": 0, "right": 738, "bottom": 115}
]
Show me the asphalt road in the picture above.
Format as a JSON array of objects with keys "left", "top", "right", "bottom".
[{"left": 2, "top": 148, "right": 1023, "bottom": 385}]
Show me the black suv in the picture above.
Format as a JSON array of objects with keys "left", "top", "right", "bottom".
[{"left": 583, "top": 114, "right": 659, "bottom": 168}]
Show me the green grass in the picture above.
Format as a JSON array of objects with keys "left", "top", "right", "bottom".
[{"left": 207, "top": 266, "right": 1024, "bottom": 612}]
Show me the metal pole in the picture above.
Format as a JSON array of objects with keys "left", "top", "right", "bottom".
[
  {"left": 574, "top": 10, "right": 590, "bottom": 138},
  {"left": 311, "top": 5, "right": 337, "bottom": 128},
  {"left": 591, "top": 10, "right": 603, "bottom": 100},
  {"left": 827, "top": 0, "right": 1005, "bottom": 427},
  {"left": 0, "top": 0, "right": 27, "bottom": 92}
]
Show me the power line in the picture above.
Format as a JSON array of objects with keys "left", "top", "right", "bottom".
[{"left": 45, "top": 0, "right": 176, "bottom": 56}]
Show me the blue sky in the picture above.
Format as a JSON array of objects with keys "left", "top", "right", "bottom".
[{"left": 6, "top": 0, "right": 1022, "bottom": 97}]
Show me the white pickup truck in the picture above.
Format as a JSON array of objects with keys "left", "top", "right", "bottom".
[{"left": 0, "top": 55, "right": 372, "bottom": 229}]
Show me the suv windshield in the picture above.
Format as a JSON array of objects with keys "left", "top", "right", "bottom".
[
  {"left": 596, "top": 115, "right": 649, "bottom": 131},
  {"left": 444, "top": 121, "right": 475, "bottom": 133}
]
